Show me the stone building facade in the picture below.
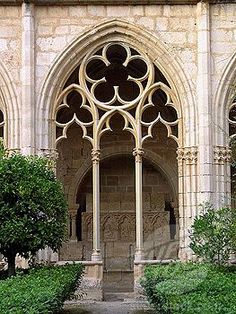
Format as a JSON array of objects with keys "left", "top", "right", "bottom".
[{"left": 0, "top": 0, "right": 235, "bottom": 292}]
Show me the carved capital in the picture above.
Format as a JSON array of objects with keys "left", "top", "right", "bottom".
[
  {"left": 133, "top": 148, "right": 144, "bottom": 163},
  {"left": 177, "top": 147, "right": 198, "bottom": 165},
  {"left": 214, "top": 146, "right": 231, "bottom": 164},
  {"left": 91, "top": 149, "right": 100, "bottom": 163},
  {"left": 69, "top": 210, "right": 77, "bottom": 219},
  {"left": 40, "top": 148, "right": 59, "bottom": 161}
]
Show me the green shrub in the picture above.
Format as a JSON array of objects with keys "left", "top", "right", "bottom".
[
  {"left": 0, "top": 264, "right": 84, "bottom": 314},
  {"left": 142, "top": 263, "right": 236, "bottom": 314},
  {"left": 189, "top": 204, "right": 236, "bottom": 265}
]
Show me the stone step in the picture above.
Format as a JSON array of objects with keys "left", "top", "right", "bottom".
[{"left": 104, "top": 292, "right": 135, "bottom": 302}]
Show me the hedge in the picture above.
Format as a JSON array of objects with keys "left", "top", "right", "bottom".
[
  {"left": 0, "top": 264, "right": 84, "bottom": 314},
  {"left": 142, "top": 262, "right": 236, "bottom": 314}
]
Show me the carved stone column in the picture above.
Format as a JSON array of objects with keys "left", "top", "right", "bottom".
[
  {"left": 133, "top": 148, "right": 144, "bottom": 262},
  {"left": 177, "top": 146, "right": 198, "bottom": 261},
  {"left": 213, "top": 146, "right": 231, "bottom": 207},
  {"left": 70, "top": 210, "right": 77, "bottom": 242},
  {"left": 91, "top": 149, "right": 102, "bottom": 261}
]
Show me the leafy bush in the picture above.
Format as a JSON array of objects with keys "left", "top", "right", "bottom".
[
  {"left": 189, "top": 204, "right": 236, "bottom": 264},
  {"left": 0, "top": 142, "right": 68, "bottom": 276},
  {"left": 142, "top": 262, "right": 236, "bottom": 314},
  {"left": 0, "top": 264, "right": 84, "bottom": 314}
]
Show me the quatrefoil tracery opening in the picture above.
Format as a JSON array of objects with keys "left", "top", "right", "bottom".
[{"left": 55, "top": 42, "right": 179, "bottom": 147}]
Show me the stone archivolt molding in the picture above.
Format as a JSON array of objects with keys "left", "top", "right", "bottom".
[
  {"left": 213, "top": 146, "right": 231, "bottom": 164},
  {"left": 177, "top": 146, "right": 198, "bottom": 165},
  {"left": 0, "top": 61, "right": 19, "bottom": 149},
  {"left": 55, "top": 42, "right": 179, "bottom": 153}
]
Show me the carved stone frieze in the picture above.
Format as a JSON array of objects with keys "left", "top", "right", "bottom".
[
  {"left": 82, "top": 212, "right": 169, "bottom": 242},
  {"left": 213, "top": 146, "right": 231, "bottom": 164}
]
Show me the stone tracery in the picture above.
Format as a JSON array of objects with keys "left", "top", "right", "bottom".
[{"left": 55, "top": 42, "right": 179, "bottom": 148}]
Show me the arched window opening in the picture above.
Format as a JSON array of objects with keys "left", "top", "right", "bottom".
[
  {"left": 0, "top": 109, "right": 4, "bottom": 139},
  {"left": 55, "top": 41, "right": 180, "bottom": 265}
]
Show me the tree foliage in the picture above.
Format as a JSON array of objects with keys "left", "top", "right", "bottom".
[{"left": 0, "top": 142, "right": 68, "bottom": 276}]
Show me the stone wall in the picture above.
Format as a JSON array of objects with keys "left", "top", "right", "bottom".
[
  {"left": 34, "top": 4, "right": 198, "bottom": 103},
  {"left": 0, "top": 6, "right": 21, "bottom": 90}
]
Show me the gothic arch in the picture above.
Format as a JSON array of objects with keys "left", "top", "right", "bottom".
[
  {"left": 214, "top": 51, "right": 236, "bottom": 146},
  {"left": 66, "top": 147, "right": 178, "bottom": 208},
  {"left": 0, "top": 61, "right": 19, "bottom": 149},
  {"left": 37, "top": 19, "right": 196, "bottom": 151}
]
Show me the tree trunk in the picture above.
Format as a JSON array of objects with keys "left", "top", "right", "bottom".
[{"left": 7, "top": 253, "right": 16, "bottom": 277}]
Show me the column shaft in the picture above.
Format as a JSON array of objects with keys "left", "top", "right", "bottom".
[
  {"left": 21, "top": 2, "right": 35, "bottom": 155},
  {"left": 70, "top": 211, "right": 77, "bottom": 241},
  {"left": 133, "top": 148, "right": 144, "bottom": 262},
  {"left": 91, "top": 149, "right": 101, "bottom": 261},
  {"left": 196, "top": 1, "right": 213, "bottom": 204}
]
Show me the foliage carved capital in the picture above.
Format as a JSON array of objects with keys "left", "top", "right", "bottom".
[
  {"left": 91, "top": 149, "right": 100, "bottom": 164},
  {"left": 133, "top": 148, "right": 144, "bottom": 163},
  {"left": 177, "top": 147, "right": 198, "bottom": 165},
  {"left": 213, "top": 146, "right": 231, "bottom": 164}
]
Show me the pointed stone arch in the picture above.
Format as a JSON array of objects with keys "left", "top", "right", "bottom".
[
  {"left": 213, "top": 51, "right": 236, "bottom": 207},
  {"left": 66, "top": 148, "right": 178, "bottom": 208},
  {"left": 37, "top": 19, "right": 196, "bottom": 152},
  {"left": 214, "top": 51, "right": 236, "bottom": 147},
  {"left": 36, "top": 18, "right": 199, "bottom": 264},
  {"left": 0, "top": 61, "right": 20, "bottom": 149}
]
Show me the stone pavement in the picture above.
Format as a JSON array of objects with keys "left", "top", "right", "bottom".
[{"left": 61, "top": 292, "right": 155, "bottom": 314}]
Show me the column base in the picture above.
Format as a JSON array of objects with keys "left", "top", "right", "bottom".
[
  {"left": 134, "top": 250, "right": 145, "bottom": 262},
  {"left": 91, "top": 250, "right": 102, "bottom": 261}
]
